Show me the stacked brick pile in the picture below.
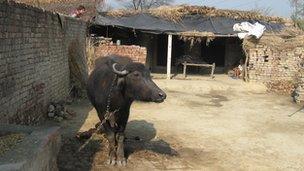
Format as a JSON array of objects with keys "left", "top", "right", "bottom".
[{"left": 94, "top": 44, "right": 147, "bottom": 64}]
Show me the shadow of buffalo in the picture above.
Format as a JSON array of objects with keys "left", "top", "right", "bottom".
[
  {"left": 124, "top": 120, "right": 178, "bottom": 158},
  {"left": 57, "top": 119, "right": 177, "bottom": 171}
]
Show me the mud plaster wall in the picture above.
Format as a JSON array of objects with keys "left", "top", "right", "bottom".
[
  {"left": 0, "top": 1, "right": 87, "bottom": 125},
  {"left": 247, "top": 44, "right": 304, "bottom": 94}
]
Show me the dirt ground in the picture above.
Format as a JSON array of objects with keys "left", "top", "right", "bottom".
[{"left": 55, "top": 75, "right": 304, "bottom": 171}]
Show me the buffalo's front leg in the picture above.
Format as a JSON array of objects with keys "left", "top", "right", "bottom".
[
  {"left": 104, "top": 125, "right": 117, "bottom": 165},
  {"left": 116, "top": 132, "right": 126, "bottom": 166}
]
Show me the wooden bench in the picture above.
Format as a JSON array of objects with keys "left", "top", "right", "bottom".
[{"left": 182, "top": 62, "right": 216, "bottom": 78}]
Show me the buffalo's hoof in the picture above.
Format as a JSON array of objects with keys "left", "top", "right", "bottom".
[{"left": 116, "top": 158, "right": 127, "bottom": 166}]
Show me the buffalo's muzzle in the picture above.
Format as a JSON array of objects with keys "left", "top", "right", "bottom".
[{"left": 155, "top": 91, "right": 166, "bottom": 103}]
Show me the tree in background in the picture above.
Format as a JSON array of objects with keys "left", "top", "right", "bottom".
[
  {"left": 289, "top": 0, "right": 304, "bottom": 30},
  {"left": 251, "top": 3, "right": 273, "bottom": 16},
  {"left": 96, "top": 0, "right": 113, "bottom": 12},
  {"left": 290, "top": 0, "right": 304, "bottom": 18},
  {"left": 123, "top": 0, "right": 174, "bottom": 10}
]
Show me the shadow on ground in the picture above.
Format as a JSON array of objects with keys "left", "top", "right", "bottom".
[
  {"left": 56, "top": 100, "right": 99, "bottom": 171},
  {"left": 56, "top": 108, "right": 178, "bottom": 170},
  {"left": 124, "top": 120, "right": 178, "bottom": 158}
]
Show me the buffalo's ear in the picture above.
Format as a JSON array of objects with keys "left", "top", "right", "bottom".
[{"left": 117, "top": 77, "right": 125, "bottom": 90}]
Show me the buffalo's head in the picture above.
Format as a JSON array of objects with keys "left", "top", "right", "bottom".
[{"left": 111, "top": 62, "right": 166, "bottom": 103}]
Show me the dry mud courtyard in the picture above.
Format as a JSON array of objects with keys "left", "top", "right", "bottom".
[{"left": 55, "top": 76, "right": 304, "bottom": 170}]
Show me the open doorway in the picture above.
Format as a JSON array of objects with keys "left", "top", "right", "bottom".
[
  {"left": 167, "top": 36, "right": 245, "bottom": 75},
  {"left": 201, "top": 38, "right": 226, "bottom": 67}
]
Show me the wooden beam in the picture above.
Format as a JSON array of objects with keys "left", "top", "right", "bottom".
[
  {"left": 182, "top": 63, "right": 214, "bottom": 67},
  {"left": 167, "top": 32, "right": 238, "bottom": 38},
  {"left": 167, "top": 34, "right": 172, "bottom": 80}
]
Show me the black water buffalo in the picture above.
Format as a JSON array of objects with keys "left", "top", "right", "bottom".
[{"left": 87, "top": 55, "right": 166, "bottom": 166}]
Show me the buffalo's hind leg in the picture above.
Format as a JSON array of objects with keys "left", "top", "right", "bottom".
[
  {"left": 103, "top": 124, "right": 117, "bottom": 165},
  {"left": 116, "top": 132, "right": 126, "bottom": 166}
]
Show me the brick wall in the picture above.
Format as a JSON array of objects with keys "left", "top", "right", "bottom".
[
  {"left": 94, "top": 44, "right": 147, "bottom": 66},
  {"left": 0, "top": 1, "right": 87, "bottom": 125},
  {"left": 95, "top": 44, "right": 147, "bottom": 64},
  {"left": 247, "top": 44, "right": 304, "bottom": 94}
]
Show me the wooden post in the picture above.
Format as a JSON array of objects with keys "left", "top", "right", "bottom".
[
  {"left": 167, "top": 34, "right": 172, "bottom": 80},
  {"left": 183, "top": 62, "right": 187, "bottom": 78},
  {"left": 242, "top": 43, "right": 249, "bottom": 82},
  {"left": 211, "top": 63, "right": 215, "bottom": 78}
]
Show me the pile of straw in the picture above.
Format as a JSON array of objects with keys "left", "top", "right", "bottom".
[
  {"left": 0, "top": 133, "right": 25, "bottom": 157},
  {"left": 106, "top": 9, "right": 140, "bottom": 18}
]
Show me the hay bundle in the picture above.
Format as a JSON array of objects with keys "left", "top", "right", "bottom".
[{"left": 0, "top": 133, "right": 25, "bottom": 156}]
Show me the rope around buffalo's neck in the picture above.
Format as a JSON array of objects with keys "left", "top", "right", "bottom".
[
  {"left": 106, "top": 74, "right": 117, "bottom": 114},
  {"left": 99, "top": 74, "right": 119, "bottom": 128},
  {"left": 78, "top": 74, "right": 120, "bottom": 152}
]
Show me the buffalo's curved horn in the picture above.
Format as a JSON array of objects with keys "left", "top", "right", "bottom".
[{"left": 112, "top": 63, "right": 129, "bottom": 76}]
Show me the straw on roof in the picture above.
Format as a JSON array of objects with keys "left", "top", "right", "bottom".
[
  {"left": 178, "top": 31, "right": 215, "bottom": 37},
  {"left": 106, "top": 5, "right": 288, "bottom": 24},
  {"left": 243, "top": 27, "right": 304, "bottom": 50}
]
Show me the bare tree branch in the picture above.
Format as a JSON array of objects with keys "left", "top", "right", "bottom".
[
  {"left": 289, "top": 0, "right": 304, "bottom": 19},
  {"left": 123, "top": 0, "right": 174, "bottom": 10},
  {"left": 251, "top": 2, "right": 273, "bottom": 16},
  {"left": 96, "top": 0, "right": 113, "bottom": 12}
]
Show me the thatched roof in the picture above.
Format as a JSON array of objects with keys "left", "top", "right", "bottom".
[
  {"left": 106, "top": 5, "right": 289, "bottom": 24},
  {"left": 94, "top": 5, "right": 286, "bottom": 35}
]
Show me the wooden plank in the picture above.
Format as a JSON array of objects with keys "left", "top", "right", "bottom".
[
  {"left": 181, "top": 62, "right": 216, "bottom": 78},
  {"left": 167, "top": 34, "right": 172, "bottom": 80},
  {"left": 167, "top": 32, "right": 238, "bottom": 37},
  {"left": 183, "top": 63, "right": 213, "bottom": 67}
]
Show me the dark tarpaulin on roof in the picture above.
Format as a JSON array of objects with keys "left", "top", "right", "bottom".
[{"left": 93, "top": 13, "right": 284, "bottom": 35}]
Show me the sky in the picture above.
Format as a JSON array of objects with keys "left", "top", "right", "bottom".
[{"left": 109, "top": 0, "right": 293, "bottom": 18}]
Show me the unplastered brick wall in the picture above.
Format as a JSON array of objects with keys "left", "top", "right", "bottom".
[
  {"left": 94, "top": 44, "right": 147, "bottom": 68},
  {"left": 247, "top": 44, "right": 304, "bottom": 94},
  {"left": 0, "top": 1, "right": 87, "bottom": 125}
]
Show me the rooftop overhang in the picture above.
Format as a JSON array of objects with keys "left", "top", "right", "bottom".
[{"left": 92, "top": 13, "right": 285, "bottom": 36}]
